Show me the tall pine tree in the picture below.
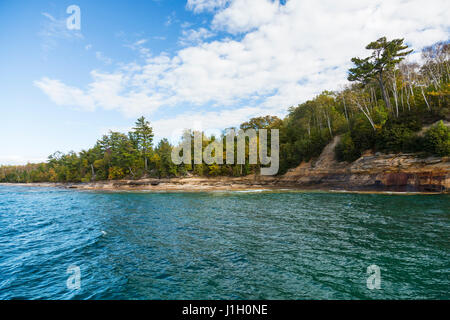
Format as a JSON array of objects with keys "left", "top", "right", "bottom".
[
  {"left": 348, "top": 37, "right": 412, "bottom": 112},
  {"left": 131, "top": 116, "right": 154, "bottom": 172}
]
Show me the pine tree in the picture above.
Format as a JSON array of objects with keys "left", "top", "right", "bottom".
[
  {"left": 131, "top": 116, "right": 154, "bottom": 172},
  {"left": 348, "top": 37, "right": 413, "bottom": 112}
]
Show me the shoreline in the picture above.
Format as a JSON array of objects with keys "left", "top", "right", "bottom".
[
  {"left": 2, "top": 147, "right": 448, "bottom": 195},
  {"left": 0, "top": 180, "right": 445, "bottom": 195}
]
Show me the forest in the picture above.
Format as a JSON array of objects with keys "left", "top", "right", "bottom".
[{"left": 1, "top": 37, "right": 449, "bottom": 183}]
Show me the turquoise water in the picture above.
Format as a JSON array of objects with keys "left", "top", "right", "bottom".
[{"left": 0, "top": 185, "right": 448, "bottom": 300}]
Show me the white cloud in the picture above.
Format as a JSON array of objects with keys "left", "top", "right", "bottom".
[
  {"left": 124, "top": 38, "right": 152, "bottom": 58},
  {"left": 179, "top": 27, "right": 216, "bottom": 46},
  {"left": 34, "top": 77, "right": 95, "bottom": 111},
  {"left": 34, "top": 73, "right": 162, "bottom": 115},
  {"left": 95, "top": 51, "right": 113, "bottom": 65},
  {"left": 186, "top": 0, "right": 230, "bottom": 13},
  {"left": 212, "top": 0, "right": 280, "bottom": 33},
  {"left": 152, "top": 106, "right": 278, "bottom": 143},
  {"left": 134, "top": 39, "right": 148, "bottom": 46},
  {"left": 35, "top": 0, "right": 450, "bottom": 139}
]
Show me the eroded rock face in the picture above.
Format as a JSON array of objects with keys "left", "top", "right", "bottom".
[{"left": 278, "top": 136, "right": 450, "bottom": 192}]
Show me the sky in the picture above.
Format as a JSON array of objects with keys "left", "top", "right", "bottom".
[{"left": 0, "top": 0, "right": 449, "bottom": 165}]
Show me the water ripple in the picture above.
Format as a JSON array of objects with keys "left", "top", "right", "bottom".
[{"left": 0, "top": 186, "right": 448, "bottom": 299}]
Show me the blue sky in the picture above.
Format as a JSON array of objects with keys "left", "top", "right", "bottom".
[{"left": 1, "top": 0, "right": 449, "bottom": 164}]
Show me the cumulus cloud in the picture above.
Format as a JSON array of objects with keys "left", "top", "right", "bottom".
[
  {"left": 152, "top": 106, "right": 273, "bottom": 143},
  {"left": 35, "top": 0, "right": 450, "bottom": 138},
  {"left": 34, "top": 72, "right": 162, "bottom": 115},
  {"left": 34, "top": 78, "right": 96, "bottom": 111},
  {"left": 212, "top": 0, "right": 280, "bottom": 33}
]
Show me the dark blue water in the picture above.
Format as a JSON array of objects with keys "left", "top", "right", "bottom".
[{"left": 0, "top": 185, "right": 448, "bottom": 299}]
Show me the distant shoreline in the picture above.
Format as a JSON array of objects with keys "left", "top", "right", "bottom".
[{"left": 0, "top": 179, "right": 445, "bottom": 195}]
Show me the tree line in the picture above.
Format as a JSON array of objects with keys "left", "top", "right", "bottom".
[{"left": 1, "top": 37, "right": 449, "bottom": 183}]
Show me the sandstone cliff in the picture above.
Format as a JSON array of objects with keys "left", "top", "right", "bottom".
[{"left": 278, "top": 136, "right": 450, "bottom": 192}]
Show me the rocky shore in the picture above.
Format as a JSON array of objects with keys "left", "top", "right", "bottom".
[
  {"left": 279, "top": 136, "right": 450, "bottom": 193},
  {"left": 2, "top": 137, "right": 449, "bottom": 193}
]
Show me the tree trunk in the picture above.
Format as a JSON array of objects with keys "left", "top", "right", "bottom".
[
  {"left": 391, "top": 73, "right": 399, "bottom": 117},
  {"left": 326, "top": 112, "right": 333, "bottom": 137},
  {"left": 421, "top": 87, "right": 431, "bottom": 111},
  {"left": 90, "top": 164, "right": 95, "bottom": 181},
  {"left": 356, "top": 103, "right": 376, "bottom": 131},
  {"left": 405, "top": 87, "right": 411, "bottom": 111},
  {"left": 373, "top": 87, "right": 378, "bottom": 108},
  {"left": 400, "top": 88, "right": 404, "bottom": 111},
  {"left": 342, "top": 97, "right": 349, "bottom": 123},
  {"left": 378, "top": 71, "right": 391, "bottom": 110}
]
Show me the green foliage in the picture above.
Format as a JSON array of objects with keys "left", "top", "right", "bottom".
[
  {"left": 335, "top": 133, "right": 360, "bottom": 162},
  {"left": 375, "top": 113, "right": 423, "bottom": 153},
  {"left": 131, "top": 116, "right": 154, "bottom": 171},
  {"left": 348, "top": 37, "right": 412, "bottom": 111},
  {"left": 108, "top": 166, "right": 125, "bottom": 180},
  {"left": 372, "top": 106, "right": 389, "bottom": 127},
  {"left": 239, "top": 115, "right": 282, "bottom": 130},
  {"left": 348, "top": 37, "right": 412, "bottom": 83},
  {"left": 377, "top": 126, "right": 417, "bottom": 153},
  {"left": 350, "top": 114, "right": 377, "bottom": 151},
  {"left": 423, "top": 121, "right": 450, "bottom": 156},
  {"left": 208, "top": 164, "right": 221, "bottom": 176},
  {"left": 155, "top": 138, "right": 177, "bottom": 177}
]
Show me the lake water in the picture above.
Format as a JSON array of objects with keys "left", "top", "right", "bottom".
[{"left": 0, "top": 185, "right": 448, "bottom": 299}]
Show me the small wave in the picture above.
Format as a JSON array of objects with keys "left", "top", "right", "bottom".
[
  {"left": 329, "top": 189, "right": 435, "bottom": 195},
  {"left": 233, "top": 189, "right": 270, "bottom": 193}
]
